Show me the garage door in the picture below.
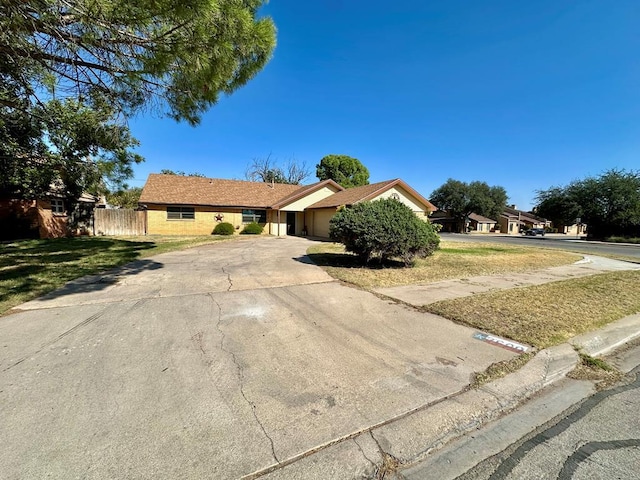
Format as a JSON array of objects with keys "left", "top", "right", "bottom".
[{"left": 312, "top": 209, "right": 336, "bottom": 238}]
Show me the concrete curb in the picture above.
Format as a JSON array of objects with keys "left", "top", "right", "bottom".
[{"left": 392, "top": 312, "right": 640, "bottom": 478}]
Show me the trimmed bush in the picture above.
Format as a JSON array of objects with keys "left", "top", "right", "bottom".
[
  {"left": 213, "top": 222, "right": 235, "bottom": 235},
  {"left": 329, "top": 198, "right": 440, "bottom": 266},
  {"left": 240, "top": 222, "right": 263, "bottom": 235}
]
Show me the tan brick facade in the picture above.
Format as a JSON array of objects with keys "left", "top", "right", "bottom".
[{"left": 146, "top": 205, "right": 278, "bottom": 235}]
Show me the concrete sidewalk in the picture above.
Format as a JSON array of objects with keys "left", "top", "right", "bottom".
[{"left": 374, "top": 255, "right": 640, "bottom": 307}]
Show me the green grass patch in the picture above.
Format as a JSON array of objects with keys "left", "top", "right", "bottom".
[
  {"left": 578, "top": 352, "right": 614, "bottom": 371},
  {"left": 568, "top": 351, "right": 623, "bottom": 389},
  {"left": 424, "top": 270, "right": 640, "bottom": 349},
  {"left": 307, "top": 241, "right": 581, "bottom": 288},
  {"left": 0, "top": 235, "right": 232, "bottom": 314},
  {"left": 605, "top": 236, "right": 640, "bottom": 244}
]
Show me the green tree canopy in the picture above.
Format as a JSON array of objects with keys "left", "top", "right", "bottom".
[
  {"left": 1, "top": 97, "right": 142, "bottom": 201},
  {"left": 160, "top": 170, "right": 205, "bottom": 177},
  {"left": 1, "top": 0, "right": 275, "bottom": 208},
  {"left": 316, "top": 154, "right": 370, "bottom": 188},
  {"left": 430, "top": 179, "right": 508, "bottom": 233},
  {"left": 1, "top": 0, "right": 276, "bottom": 124},
  {"left": 106, "top": 187, "right": 142, "bottom": 209},
  {"left": 534, "top": 186, "right": 582, "bottom": 229},
  {"left": 535, "top": 169, "right": 640, "bottom": 238}
]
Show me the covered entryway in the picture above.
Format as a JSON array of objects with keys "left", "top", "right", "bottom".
[{"left": 286, "top": 211, "right": 296, "bottom": 235}]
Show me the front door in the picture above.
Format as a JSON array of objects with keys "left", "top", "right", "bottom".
[{"left": 286, "top": 211, "right": 296, "bottom": 235}]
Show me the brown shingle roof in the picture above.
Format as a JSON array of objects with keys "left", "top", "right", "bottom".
[
  {"left": 469, "top": 213, "right": 497, "bottom": 223},
  {"left": 139, "top": 174, "right": 304, "bottom": 208},
  {"left": 307, "top": 179, "right": 437, "bottom": 211},
  {"left": 503, "top": 206, "right": 546, "bottom": 223},
  {"left": 271, "top": 179, "right": 343, "bottom": 209}
]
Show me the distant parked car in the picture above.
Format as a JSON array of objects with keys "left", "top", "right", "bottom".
[{"left": 524, "top": 228, "right": 545, "bottom": 236}]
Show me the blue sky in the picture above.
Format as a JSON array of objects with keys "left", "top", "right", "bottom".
[{"left": 128, "top": 0, "right": 639, "bottom": 210}]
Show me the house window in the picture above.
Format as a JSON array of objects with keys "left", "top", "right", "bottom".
[
  {"left": 242, "top": 209, "right": 267, "bottom": 223},
  {"left": 51, "top": 199, "right": 65, "bottom": 214},
  {"left": 167, "top": 206, "right": 195, "bottom": 220}
]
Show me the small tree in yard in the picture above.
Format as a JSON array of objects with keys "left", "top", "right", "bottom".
[{"left": 329, "top": 198, "right": 440, "bottom": 266}]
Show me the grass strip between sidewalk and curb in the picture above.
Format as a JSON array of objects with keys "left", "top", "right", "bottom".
[
  {"left": 424, "top": 270, "right": 640, "bottom": 349},
  {"left": 306, "top": 241, "right": 581, "bottom": 288},
  {"left": 567, "top": 351, "right": 624, "bottom": 390},
  {"left": 0, "top": 235, "right": 236, "bottom": 315},
  {"left": 471, "top": 352, "right": 536, "bottom": 388}
]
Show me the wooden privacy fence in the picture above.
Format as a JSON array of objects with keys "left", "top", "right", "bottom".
[{"left": 94, "top": 209, "right": 146, "bottom": 236}]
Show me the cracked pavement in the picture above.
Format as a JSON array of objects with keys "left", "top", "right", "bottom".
[{"left": 2, "top": 237, "right": 516, "bottom": 479}]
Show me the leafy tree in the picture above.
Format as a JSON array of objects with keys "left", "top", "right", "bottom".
[
  {"left": 430, "top": 179, "right": 508, "bottom": 233},
  {"left": 316, "top": 154, "right": 370, "bottom": 188},
  {"left": 329, "top": 198, "right": 440, "bottom": 266},
  {"left": 1, "top": 0, "right": 276, "bottom": 124},
  {"left": 106, "top": 187, "right": 142, "bottom": 209},
  {"left": 1, "top": 97, "right": 142, "bottom": 203},
  {"left": 1, "top": 0, "right": 275, "bottom": 207},
  {"left": 245, "top": 155, "right": 310, "bottom": 185},
  {"left": 534, "top": 187, "right": 582, "bottom": 230},
  {"left": 536, "top": 169, "right": 640, "bottom": 238},
  {"left": 160, "top": 170, "right": 205, "bottom": 177}
]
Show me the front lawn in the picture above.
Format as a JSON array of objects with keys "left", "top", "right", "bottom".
[
  {"left": 0, "top": 235, "right": 232, "bottom": 314},
  {"left": 306, "top": 241, "right": 581, "bottom": 288},
  {"left": 425, "top": 270, "right": 640, "bottom": 349}
]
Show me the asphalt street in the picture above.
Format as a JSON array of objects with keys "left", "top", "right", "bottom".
[
  {"left": 440, "top": 233, "right": 640, "bottom": 260},
  {"left": 453, "top": 370, "right": 640, "bottom": 480}
]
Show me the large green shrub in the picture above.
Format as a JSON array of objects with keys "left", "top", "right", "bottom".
[
  {"left": 213, "top": 222, "right": 235, "bottom": 235},
  {"left": 240, "top": 222, "right": 264, "bottom": 235},
  {"left": 329, "top": 198, "right": 440, "bottom": 266}
]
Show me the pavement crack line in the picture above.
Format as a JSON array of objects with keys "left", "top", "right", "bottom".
[
  {"left": 243, "top": 385, "right": 473, "bottom": 479},
  {"left": 208, "top": 293, "right": 279, "bottom": 465},
  {"left": 488, "top": 368, "right": 640, "bottom": 480},
  {"left": 221, "top": 266, "right": 233, "bottom": 291},
  {"left": 354, "top": 436, "right": 377, "bottom": 469},
  {"left": 557, "top": 438, "right": 640, "bottom": 479}
]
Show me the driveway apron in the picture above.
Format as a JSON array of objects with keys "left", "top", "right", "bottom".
[{"left": 1, "top": 237, "right": 514, "bottom": 479}]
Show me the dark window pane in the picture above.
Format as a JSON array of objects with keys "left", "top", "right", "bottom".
[
  {"left": 242, "top": 209, "right": 266, "bottom": 223},
  {"left": 167, "top": 207, "right": 195, "bottom": 220}
]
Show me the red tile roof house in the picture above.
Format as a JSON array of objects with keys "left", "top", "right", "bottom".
[{"left": 138, "top": 174, "right": 437, "bottom": 238}]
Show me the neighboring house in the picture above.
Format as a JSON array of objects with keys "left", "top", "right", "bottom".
[
  {"left": 138, "top": 174, "right": 436, "bottom": 238},
  {"left": 0, "top": 193, "right": 97, "bottom": 239},
  {"left": 430, "top": 211, "right": 497, "bottom": 233},
  {"left": 469, "top": 213, "right": 498, "bottom": 233},
  {"left": 557, "top": 223, "right": 587, "bottom": 235},
  {"left": 499, "top": 206, "right": 548, "bottom": 235}
]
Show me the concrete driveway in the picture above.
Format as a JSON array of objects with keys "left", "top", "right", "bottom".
[{"left": 1, "top": 237, "right": 514, "bottom": 479}]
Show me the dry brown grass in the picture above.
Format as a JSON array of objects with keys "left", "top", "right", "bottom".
[
  {"left": 424, "top": 270, "right": 640, "bottom": 349},
  {"left": 568, "top": 353, "right": 624, "bottom": 390},
  {"left": 471, "top": 353, "right": 535, "bottom": 388},
  {"left": 306, "top": 241, "right": 581, "bottom": 288}
]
